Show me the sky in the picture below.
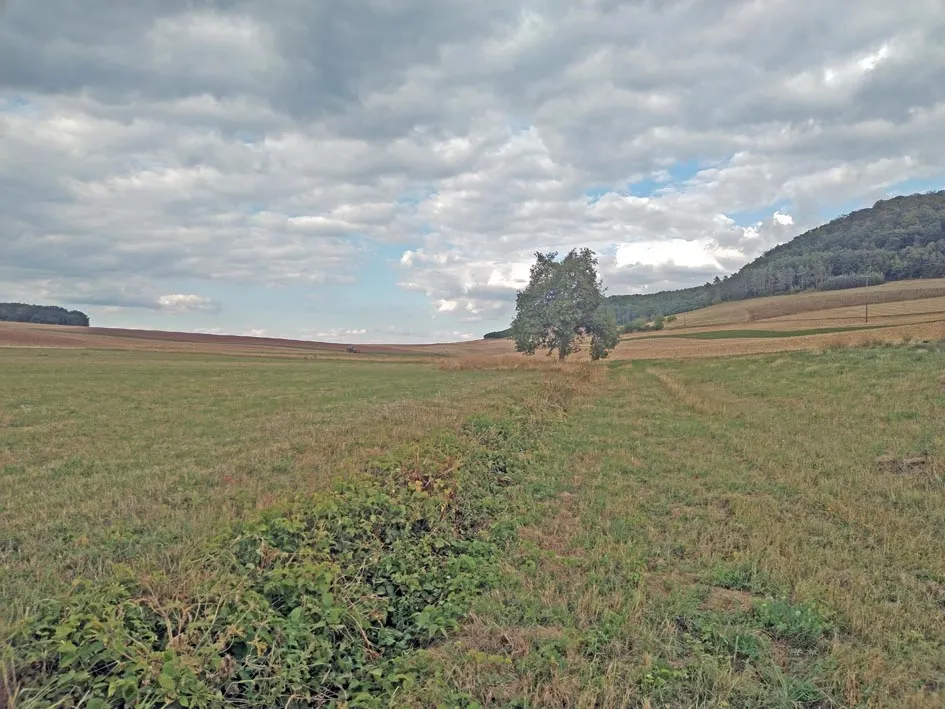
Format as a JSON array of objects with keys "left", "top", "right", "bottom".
[{"left": 2, "top": 0, "right": 944, "bottom": 344}]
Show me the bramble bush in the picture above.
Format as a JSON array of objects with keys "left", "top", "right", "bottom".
[{"left": 2, "top": 414, "right": 540, "bottom": 708}]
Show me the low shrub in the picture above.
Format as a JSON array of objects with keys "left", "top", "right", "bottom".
[{"left": 3, "top": 413, "right": 542, "bottom": 708}]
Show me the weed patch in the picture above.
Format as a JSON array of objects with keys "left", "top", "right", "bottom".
[
  {"left": 1, "top": 372, "right": 587, "bottom": 708},
  {"left": 709, "top": 563, "right": 775, "bottom": 595},
  {"left": 753, "top": 598, "right": 832, "bottom": 650}
]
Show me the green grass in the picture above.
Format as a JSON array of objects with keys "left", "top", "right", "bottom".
[
  {"left": 403, "top": 345, "right": 945, "bottom": 707},
  {"left": 0, "top": 349, "right": 543, "bottom": 612},
  {"left": 4, "top": 345, "right": 945, "bottom": 707}
]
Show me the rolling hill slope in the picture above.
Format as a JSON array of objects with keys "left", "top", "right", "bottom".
[
  {"left": 487, "top": 190, "right": 945, "bottom": 337},
  {"left": 606, "top": 190, "right": 945, "bottom": 325}
]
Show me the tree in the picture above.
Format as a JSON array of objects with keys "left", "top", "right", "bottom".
[{"left": 511, "top": 249, "right": 619, "bottom": 361}]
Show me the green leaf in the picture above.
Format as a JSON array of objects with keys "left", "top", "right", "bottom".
[{"left": 157, "top": 672, "right": 176, "bottom": 693}]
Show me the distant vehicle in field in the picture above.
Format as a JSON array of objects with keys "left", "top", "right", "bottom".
[{"left": 345, "top": 345, "right": 359, "bottom": 353}]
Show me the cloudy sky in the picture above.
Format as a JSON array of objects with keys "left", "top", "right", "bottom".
[{"left": 2, "top": 0, "right": 944, "bottom": 343}]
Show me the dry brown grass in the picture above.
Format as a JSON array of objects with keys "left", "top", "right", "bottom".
[
  {"left": 664, "top": 278, "right": 945, "bottom": 330},
  {"left": 613, "top": 320, "right": 945, "bottom": 360},
  {"left": 436, "top": 353, "right": 570, "bottom": 371},
  {"left": 762, "top": 295, "right": 945, "bottom": 328}
]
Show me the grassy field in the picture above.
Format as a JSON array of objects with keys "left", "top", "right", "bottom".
[
  {"left": 405, "top": 343, "right": 945, "bottom": 707},
  {"left": 3, "top": 338, "right": 945, "bottom": 707},
  {"left": 0, "top": 349, "right": 544, "bottom": 611}
]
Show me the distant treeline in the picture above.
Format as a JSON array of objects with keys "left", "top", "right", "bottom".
[
  {"left": 0, "top": 303, "right": 90, "bottom": 326},
  {"left": 486, "top": 190, "right": 945, "bottom": 336}
]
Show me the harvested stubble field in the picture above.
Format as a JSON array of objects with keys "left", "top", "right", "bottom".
[
  {"left": 602, "top": 278, "right": 945, "bottom": 361},
  {"left": 2, "top": 336, "right": 945, "bottom": 707},
  {"left": 613, "top": 319, "right": 945, "bottom": 361},
  {"left": 661, "top": 278, "right": 945, "bottom": 331}
]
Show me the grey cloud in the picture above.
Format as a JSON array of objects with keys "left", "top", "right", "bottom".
[
  {"left": 0, "top": 270, "right": 218, "bottom": 314},
  {"left": 603, "top": 262, "right": 726, "bottom": 295},
  {"left": 0, "top": 0, "right": 520, "bottom": 118},
  {"left": 2, "top": 0, "right": 944, "bottom": 338}
]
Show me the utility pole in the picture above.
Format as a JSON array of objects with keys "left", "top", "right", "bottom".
[{"left": 865, "top": 274, "right": 870, "bottom": 324}]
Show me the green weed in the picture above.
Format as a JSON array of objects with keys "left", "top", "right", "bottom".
[
  {"left": 3, "top": 419, "right": 526, "bottom": 707},
  {"left": 753, "top": 599, "right": 832, "bottom": 650},
  {"left": 709, "top": 564, "right": 774, "bottom": 595}
]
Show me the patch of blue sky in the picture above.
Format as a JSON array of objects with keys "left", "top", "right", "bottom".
[
  {"left": 343, "top": 242, "right": 429, "bottom": 310},
  {"left": 637, "top": 158, "right": 705, "bottom": 193},
  {"left": 815, "top": 176, "right": 945, "bottom": 223},
  {"left": 584, "top": 185, "right": 614, "bottom": 205},
  {"left": 0, "top": 95, "right": 33, "bottom": 114},
  {"left": 395, "top": 185, "right": 437, "bottom": 209},
  {"left": 234, "top": 131, "right": 262, "bottom": 145},
  {"left": 585, "top": 159, "right": 711, "bottom": 204},
  {"left": 80, "top": 259, "right": 431, "bottom": 339},
  {"left": 507, "top": 115, "right": 532, "bottom": 134},
  {"left": 884, "top": 176, "right": 945, "bottom": 199},
  {"left": 726, "top": 199, "right": 793, "bottom": 226}
]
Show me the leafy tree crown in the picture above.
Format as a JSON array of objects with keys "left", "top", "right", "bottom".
[{"left": 511, "top": 249, "right": 618, "bottom": 360}]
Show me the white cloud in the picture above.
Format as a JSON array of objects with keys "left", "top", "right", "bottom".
[
  {"left": 157, "top": 294, "right": 221, "bottom": 313},
  {"left": 616, "top": 240, "right": 725, "bottom": 271},
  {"left": 313, "top": 328, "right": 369, "bottom": 339},
  {"left": 1, "top": 0, "right": 944, "bottom": 340}
]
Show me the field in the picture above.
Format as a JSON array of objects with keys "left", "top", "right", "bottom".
[
  {"left": 2, "top": 287, "right": 945, "bottom": 708},
  {"left": 0, "top": 351, "right": 544, "bottom": 608},
  {"left": 404, "top": 346, "right": 945, "bottom": 708},
  {"left": 0, "top": 322, "right": 512, "bottom": 359},
  {"left": 611, "top": 278, "right": 945, "bottom": 361},
  {"left": 659, "top": 279, "right": 945, "bottom": 331},
  {"left": 4, "top": 279, "right": 945, "bottom": 365}
]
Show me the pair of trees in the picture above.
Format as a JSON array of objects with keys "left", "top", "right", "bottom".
[{"left": 511, "top": 249, "right": 619, "bottom": 361}]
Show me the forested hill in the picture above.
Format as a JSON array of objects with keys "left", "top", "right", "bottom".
[
  {"left": 0, "top": 303, "right": 90, "bottom": 326},
  {"left": 486, "top": 190, "right": 945, "bottom": 336},
  {"left": 605, "top": 190, "right": 945, "bottom": 325}
]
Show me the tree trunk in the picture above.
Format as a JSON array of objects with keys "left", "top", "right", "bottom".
[{"left": 558, "top": 350, "right": 567, "bottom": 361}]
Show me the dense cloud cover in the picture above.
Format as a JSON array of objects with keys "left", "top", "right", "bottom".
[{"left": 2, "top": 0, "right": 944, "bottom": 341}]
